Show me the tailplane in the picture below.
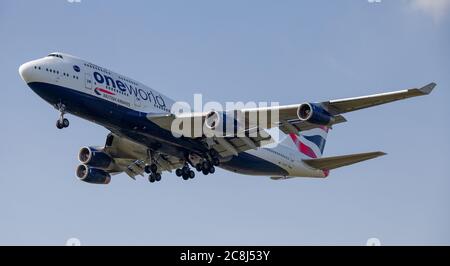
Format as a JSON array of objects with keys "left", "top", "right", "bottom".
[{"left": 302, "top": 151, "right": 386, "bottom": 171}]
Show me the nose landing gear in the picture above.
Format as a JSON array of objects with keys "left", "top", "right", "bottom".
[
  {"left": 55, "top": 103, "right": 69, "bottom": 129},
  {"left": 56, "top": 118, "right": 69, "bottom": 129}
]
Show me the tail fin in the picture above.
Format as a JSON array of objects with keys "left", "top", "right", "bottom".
[{"left": 285, "top": 126, "right": 329, "bottom": 159}]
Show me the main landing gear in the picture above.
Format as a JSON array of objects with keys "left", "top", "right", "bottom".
[
  {"left": 145, "top": 163, "right": 162, "bottom": 183},
  {"left": 175, "top": 164, "right": 195, "bottom": 181},
  {"left": 175, "top": 151, "right": 220, "bottom": 181},
  {"left": 195, "top": 160, "right": 218, "bottom": 176},
  {"left": 55, "top": 103, "right": 69, "bottom": 129},
  {"left": 195, "top": 150, "right": 220, "bottom": 176},
  {"left": 148, "top": 172, "right": 162, "bottom": 183},
  {"left": 145, "top": 150, "right": 221, "bottom": 183}
]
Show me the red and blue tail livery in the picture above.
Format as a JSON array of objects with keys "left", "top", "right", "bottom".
[{"left": 289, "top": 126, "right": 329, "bottom": 159}]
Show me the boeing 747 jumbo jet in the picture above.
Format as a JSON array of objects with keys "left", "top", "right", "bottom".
[{"left": 19, "top": 53, "right": 435, "bottom": 184}]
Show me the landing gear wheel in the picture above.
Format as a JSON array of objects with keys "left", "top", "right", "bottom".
[
  {"left": 155, "top": 173, "right": 162, "bottom": 182},
  {"left": 182, "top": 173, "right": 190, "bottom": 180},
  {"left": 189, "top": 170, "right": 195, "bottom": 179},
  {"left": 144, "top": 165, "right": 151, "bottom": 174},
  {"left": 209, "top": 166, "right": 216, "bottom": 174},
  {"left": 176, "top": 169, "right": 183, "bottom": 177},
  {"left": 62, "top": 118, "right": 70, "bottom": 128},
  {"left": 182, "top": 166, "right": 190, "bottom": 175},
  {"left": 202, "top": 169, "right": 209, "bottom": 176},
  {"left": 195, "top": 164, "right": 202, "bottom": 172},
  {"left": 148, "top": 175, "right": 156, "bottom": 183},
  {"left": 56, "top": 120, "right": 64, "bottom": 129}
]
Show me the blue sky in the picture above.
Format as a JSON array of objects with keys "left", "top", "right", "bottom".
[{"left": 0, "top": 0, "right": 449, "bottom": 245}]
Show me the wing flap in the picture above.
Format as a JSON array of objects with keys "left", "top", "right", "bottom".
[
  {"left": 279, "top": 115, "right": 347, "bottom": 135},
  {"left": 303, "top": 151, "right": 386, "bottom": 170}
]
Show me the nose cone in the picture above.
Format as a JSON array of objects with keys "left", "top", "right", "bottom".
[{"left": 19, "top": 62, "right": 33, "bottom": 83}]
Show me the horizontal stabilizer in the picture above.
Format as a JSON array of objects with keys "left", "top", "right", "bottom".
[{"left": 303, "top": 151, "right": 386, "bottom": 170}]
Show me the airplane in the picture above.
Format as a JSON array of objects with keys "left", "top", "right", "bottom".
[{"left": 18, "top": 52, "right": 435, "bottom": 184}]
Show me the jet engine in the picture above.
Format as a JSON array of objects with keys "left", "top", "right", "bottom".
[
  {"left": 204, "top": 111, "right": 221, "bottom": 130},
  {"left": 76, "top": 164, "right": 111, "bottom": 185},
  {"left": 204, "top": 111, "right": 240, "bottom": 135},
  {"left": 78, "top": 147, "right": 113, "bottom": 169},
  {"left": 297, "top": 103, "right": 334, "bottom": 125}
]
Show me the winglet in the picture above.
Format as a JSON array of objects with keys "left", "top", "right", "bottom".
[{"left": 419, "top": 82, "right": 436, "bottom": 95}]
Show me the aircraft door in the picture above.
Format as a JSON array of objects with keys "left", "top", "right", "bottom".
[{"left": 85, "top": 73, "right": 93, "bottom": 91}]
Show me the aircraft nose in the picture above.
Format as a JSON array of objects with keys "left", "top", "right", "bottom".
[{"left": 19, "top": 62, "right": 33, "bottom": 83}]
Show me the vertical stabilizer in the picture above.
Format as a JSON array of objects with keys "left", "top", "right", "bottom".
[{"left": 284, "top": 126, "right": 329, "bottom": 159}]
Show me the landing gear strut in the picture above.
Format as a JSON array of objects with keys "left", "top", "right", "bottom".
[
  {"left": 55, "top": 103, "right": 69, "bottom": 129},
  {"left": 144, "top": 164, "right": 158, "bottom": 174}
]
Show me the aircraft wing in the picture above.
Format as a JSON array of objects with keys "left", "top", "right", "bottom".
[
  {"left": 321, "top": 82, "right": 436, "bottom": 115},
  {"left": 147, "top": 113, "right": 276, "bottom": 157},
  {"left": 205, "top": 127, "right": 274, "bottom": 157},
  {"left": 147, "top": 83, "right": 435, "bottom": 155},
  {"left": 241, "top": 82, "right": 435, "bottom": 134}
]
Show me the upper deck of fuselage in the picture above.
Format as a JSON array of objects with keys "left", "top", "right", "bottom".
[{"left": 19, "top": 52, "right": 175, "bottom": 114}]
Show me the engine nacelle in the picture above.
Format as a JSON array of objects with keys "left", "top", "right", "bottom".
[
  {"left": 78, "top": 147, "right": 112, "bottom": 169},
  {"left": 204, "top": 111, "right": 240, "bottom": 135},
  {"left": 204, "top": 111, "right": 221, "bottom": 130},
  {"left": 297, "top": 103, "right": 334, "bottom": 125},
  {"left": 76, "top": 164, "right": 111, "bottom": 185}
]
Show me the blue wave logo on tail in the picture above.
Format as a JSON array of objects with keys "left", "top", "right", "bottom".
[
  {"left": 289, "top": 126, "right": 329, "bottom": 159},
  {"left": 303, "top": 135, "right": 326, "bottom": 154}
]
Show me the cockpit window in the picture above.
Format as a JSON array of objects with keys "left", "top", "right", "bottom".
[{"left": 48, "top": 53, "right": 63, "bottom": 59}]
